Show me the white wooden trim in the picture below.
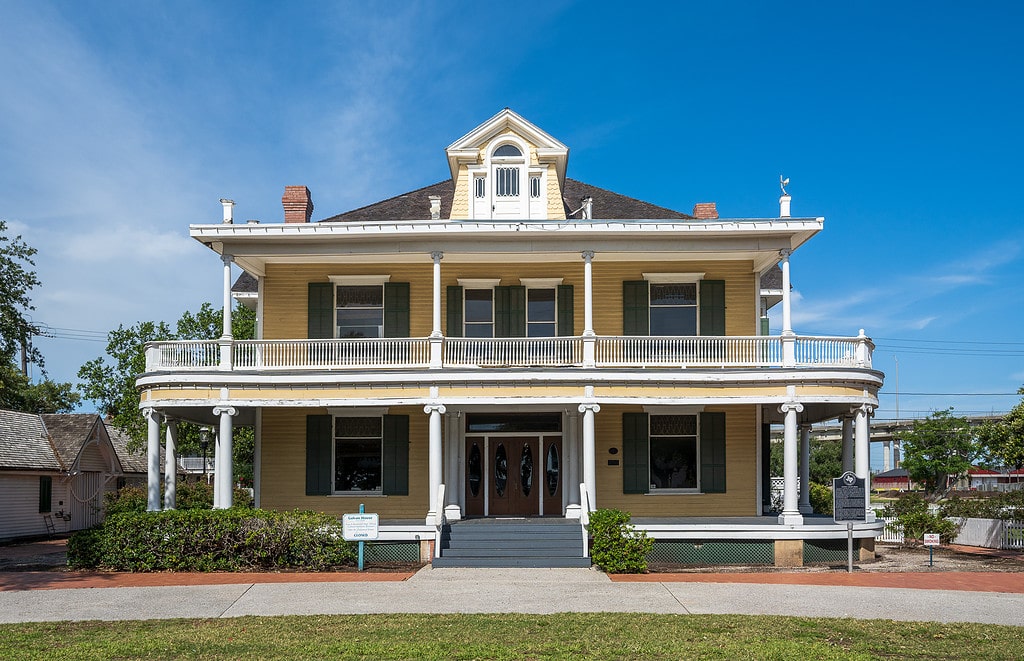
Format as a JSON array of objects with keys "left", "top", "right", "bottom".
[
  {"left": 457, "top": 278, "right": 501, "bottom": 288},
  {"left": 329, "top": 275, "right": 391, "bottom": 285},
  {"left": 519, "top": 278, "right": 563, "bottom": 288},
  {"left": 643, "top": 272, "right": 705, "bottom": 283}
]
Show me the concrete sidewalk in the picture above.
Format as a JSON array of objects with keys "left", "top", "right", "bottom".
[{"left": 1, "top": 566, "right": 1023, "bottom": 626}]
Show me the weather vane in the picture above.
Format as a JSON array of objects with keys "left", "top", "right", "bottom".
[{"left": 779, "top": 175, "right": 790, "bottom": 196}]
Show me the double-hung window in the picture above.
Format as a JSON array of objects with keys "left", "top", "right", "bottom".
[
  {"left": 334, "top": 417, "right": 382, "bottom": 492},
  {"left": 336, "top": 285, "right": 383, "bottom": 338},
  {"left": 526, "top": 288, "right": 556, "bottom": 337},
  {"left": 623, "top": 274, "right": 725, "bottom": 337},
  {"left": 622, "top": 411, "right": 726, "bottom": 494},
  {"left": 464, "top": 288, "right": 494, "bottom": 338},
  {"left": 649, "top": 415, "right": 697, "bottom": 490}
]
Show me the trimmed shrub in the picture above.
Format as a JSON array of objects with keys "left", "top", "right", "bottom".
[
  {"left": 809, "top": 482, "right": 833, "bottom": 515},
  {"left": 939, "top": 491, "right": 1024, "bottom": 521},
  {"left": 68, "top": 509, "right": 355, "bottom": 571},
  {"left": 587, "top": 508, "right": 653, "bottom": 574}
]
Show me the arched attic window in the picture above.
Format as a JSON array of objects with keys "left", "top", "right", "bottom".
[{"left": 493, "top": 144, "right": 522, "bottom": 157}]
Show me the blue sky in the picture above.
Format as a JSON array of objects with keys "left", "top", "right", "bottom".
[{"left": 3, "top": 1, "right": 1024, "bottom": 446}]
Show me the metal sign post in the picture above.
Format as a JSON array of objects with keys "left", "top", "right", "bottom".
[
  {"left": 923, "top": 533, "right": 940, "bottom": 567},
  {"left": 833, "top": 471, "right": 867, "bottom": 573}
]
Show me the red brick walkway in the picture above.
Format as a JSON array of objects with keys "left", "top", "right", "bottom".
[{"left": 610, "top": 571, "right": 1024, "bottom": 593}]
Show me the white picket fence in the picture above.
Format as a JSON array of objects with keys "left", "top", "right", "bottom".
[{"left": 876, "top": 517, "right": 1024, "bottom": 549}]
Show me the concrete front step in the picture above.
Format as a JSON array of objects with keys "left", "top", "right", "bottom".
[{"left": 432, "top": 555, "right": 592, "bottom": 568}]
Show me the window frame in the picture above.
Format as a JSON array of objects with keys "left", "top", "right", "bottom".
[
  {"left": 329, "top": 275, "right": 391, "bottom": 340},
  {"left": 332, "top": 415, "right": 384, "bottom": 494},
  {"left": 648, "top": 414, "right": 700, "bottom": 493},
  {"left": 643, "top": 273, "right": 704, "bottom": 337}
]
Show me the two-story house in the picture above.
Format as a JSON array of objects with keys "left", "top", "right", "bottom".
[{"left": 137, "top": 109, "right": 884, "bottom": 567}]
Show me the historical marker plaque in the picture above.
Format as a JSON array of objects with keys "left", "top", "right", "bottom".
[{"left": 833, "top": 471, "right": 867, "bottom": 522}]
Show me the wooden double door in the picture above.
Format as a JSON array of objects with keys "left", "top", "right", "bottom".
[{"left": 464, "top": 435, "right": 563, "bottom": 516}]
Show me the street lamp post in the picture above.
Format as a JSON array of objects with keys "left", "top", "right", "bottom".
[{"left": 199, "top": 427, "right": 211, "bottom": 484}]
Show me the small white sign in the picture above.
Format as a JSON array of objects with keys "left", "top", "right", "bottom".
[
  {"left": 342, "top": 513, "right": 379, "bottom": 541},
  {"left": 923, "top": 533, "right": 940, "bottom": 546}
]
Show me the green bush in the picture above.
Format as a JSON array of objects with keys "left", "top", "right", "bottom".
[
  {"left": 68, "top": 509, "right": 355, "bottom": 571},
  {"left": 103, "top": 481, "right": 253, "bottom": 516},
  {"left": 881, "top": 492, "right": 959, "bottom": 543},
  {"left": 809, "top": 482, "right": 833, "bottom": 515},
  {"left": 939, "top": 491, "right": 1024, "bottom": 520},
  {"left": 587, "top": 508, "right": 653, "bottom": 574}
]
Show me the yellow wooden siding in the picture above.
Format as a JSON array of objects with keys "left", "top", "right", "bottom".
[
  {"left": 594, "top": 404, "right": 757, "bottom": 516},
  {"left": 546, "top": 164, "right": 565, "bottom": 220},
  {"left": 591, "top": 260, "right": 755, "bottom": 336},
  {"left": 261, "top": 260, "right": 753, "bottom": 340},
  {"left": 441, "top": 261, "right": 582, "bottom": 336},
  {"left": 451, "top": 165, "right": 470, "bottom": 220},
  {"left": 259, "top": 407, "right": 429, "bottom": 518},
  {"left": 263, "top": 263, "right": 434, "bottom": 340}
]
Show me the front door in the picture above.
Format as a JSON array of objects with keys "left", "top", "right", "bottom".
[
  {"left": 464, "top": 434, "right": 562, "bottom": 516},
  {"left": 489, "top": 437, "right": 537, "bottom": 516}
]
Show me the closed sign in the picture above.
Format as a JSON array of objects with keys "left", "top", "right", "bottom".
[{"left": 342, "top": 513, "right": 379, "bottom": 541}]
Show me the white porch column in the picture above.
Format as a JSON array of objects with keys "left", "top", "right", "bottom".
[
  {"left": 579, "top": 402, "right": 600, "bottom": 511},
  {"left": 564, "top": 410, "right": 581, "bottom": 518},
  {"left": 144, "top": 408, "right": 161, "bottom": 512},
  {"left": 220, "top": 253, "right": 234, "bottom": 370},
  {"left": 581, "top": 250, "right": 596, "bottom": 367},
  {"left": 779, "top": 249, "right": 795, "bottom": 367},
  {"left": 213, "top": 405, "right": 237, "bottom": 509},
  {"left": 425, "top": 404, "right": 446, "bottom": 524},
  {"left": 841, "top": 415, "right": 854, "bottom": 474},
  {"left": 798, "top": 424, "right": 812, "bottom": 514},
  {"left": 778, "top": 402, "right": 804, "bottom": 525},
  {"left": 163, "top": 420, "right": 178, "bottom": 510},
  {"left": 883, "top": 439, "right": 892, "bottom": 472},
  {"left": 443, "top": 411, "right": 462, "bottom": 520},
  {"left": 854, "top": 404, "right": 875, "bottom": 521},
  {"left": 430, "top": 251, "right": 443, "bottom": 368}
]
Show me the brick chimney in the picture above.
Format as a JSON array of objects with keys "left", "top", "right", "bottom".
[
  {"left": 282, "top": 186, "right": 314, "bottom": 223},
  {"left": 692, "top": 202, "right": 718, "bottom": 219}
]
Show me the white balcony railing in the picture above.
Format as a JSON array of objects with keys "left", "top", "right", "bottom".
[
  {"left": 233, "top": 338, "right": 431, "bottom": 370},
  {"left": 144, "top": 334, "right": 872, "bottom": 372},
  {"left": 444, "top": 337, "right": 582, "bottom": 367},
  {"left": 595, "top": 336, "right": 784, "bottom": 367}
]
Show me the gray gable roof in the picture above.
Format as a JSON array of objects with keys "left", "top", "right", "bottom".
[
  {"left": 40, "top": 414, "right": 102, "bottom": 469},
  {"left": 108, "top": 425, "right": 148, "bottom": 475},
  {"left": 0, "top": 409, "right": 59, "bottom": 471}
]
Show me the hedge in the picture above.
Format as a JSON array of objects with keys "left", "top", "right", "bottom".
[{"left": 68, "top": 509, "right": 356, "bottom": 572}]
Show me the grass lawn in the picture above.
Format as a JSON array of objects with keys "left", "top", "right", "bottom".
[{"left": 1, "top": 613, "right": 1022, "bottom": 660}]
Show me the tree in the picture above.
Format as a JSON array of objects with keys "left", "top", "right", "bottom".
[
  {"left": 768, "top": 436, "right": 842, "bottom": 484},
  {"left": 0, "top": 220, "right": 43, "bottom": 367},
  {"left": 977, "top": 387, "right": 1024, "bottom": 483},
  {"left": 0, "top": 364, "right": 80, "bottom": 413},
  {"left": 0, "top": 220, "right": 79, "bottom": 413},
  {"left": 900, "top": 408, "right": 978, "bottom": 498},
  {"left": 77, "top": 304, "right": 257, "bottom": 483}
]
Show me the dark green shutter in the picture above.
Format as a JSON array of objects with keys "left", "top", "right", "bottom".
[
  {"left": 700, "top": 411, "right": 727, "bottom": 493},
  {"left": 38, "top": 476, "right": 52, "bottom": 513},
  {"left": 699, "top": 280, "right": 726, "bottom": 336},
  {"left": 622, "top": 412, "right": 650, "bottom": 494},
  {"left": 382, "top": 415, "right": 409, "bottom": 496},
  {"left": 495, "top": 285, "right": 526, "bottom": 337},
  {"left": 383, "top": 282, "right": 410, "bottom": 338},
  {"left": 305, "top": 415, "right": 332, "bottom": 495},
  {"left": 623, "top": 280, "right": 649, "bottom": 336},
  {"left": 557, "top": 285, "right": 574, "bottom": 336},
  {"left": 308, "top": 282, "right": 334, "bottom": 339},
  {"left": 446, "top": 286, "right": 463, "bottom": 337}
]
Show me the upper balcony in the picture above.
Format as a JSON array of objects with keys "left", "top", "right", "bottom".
[{"left": 144, "top": 333, "right": 873, "bottom": 373}]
